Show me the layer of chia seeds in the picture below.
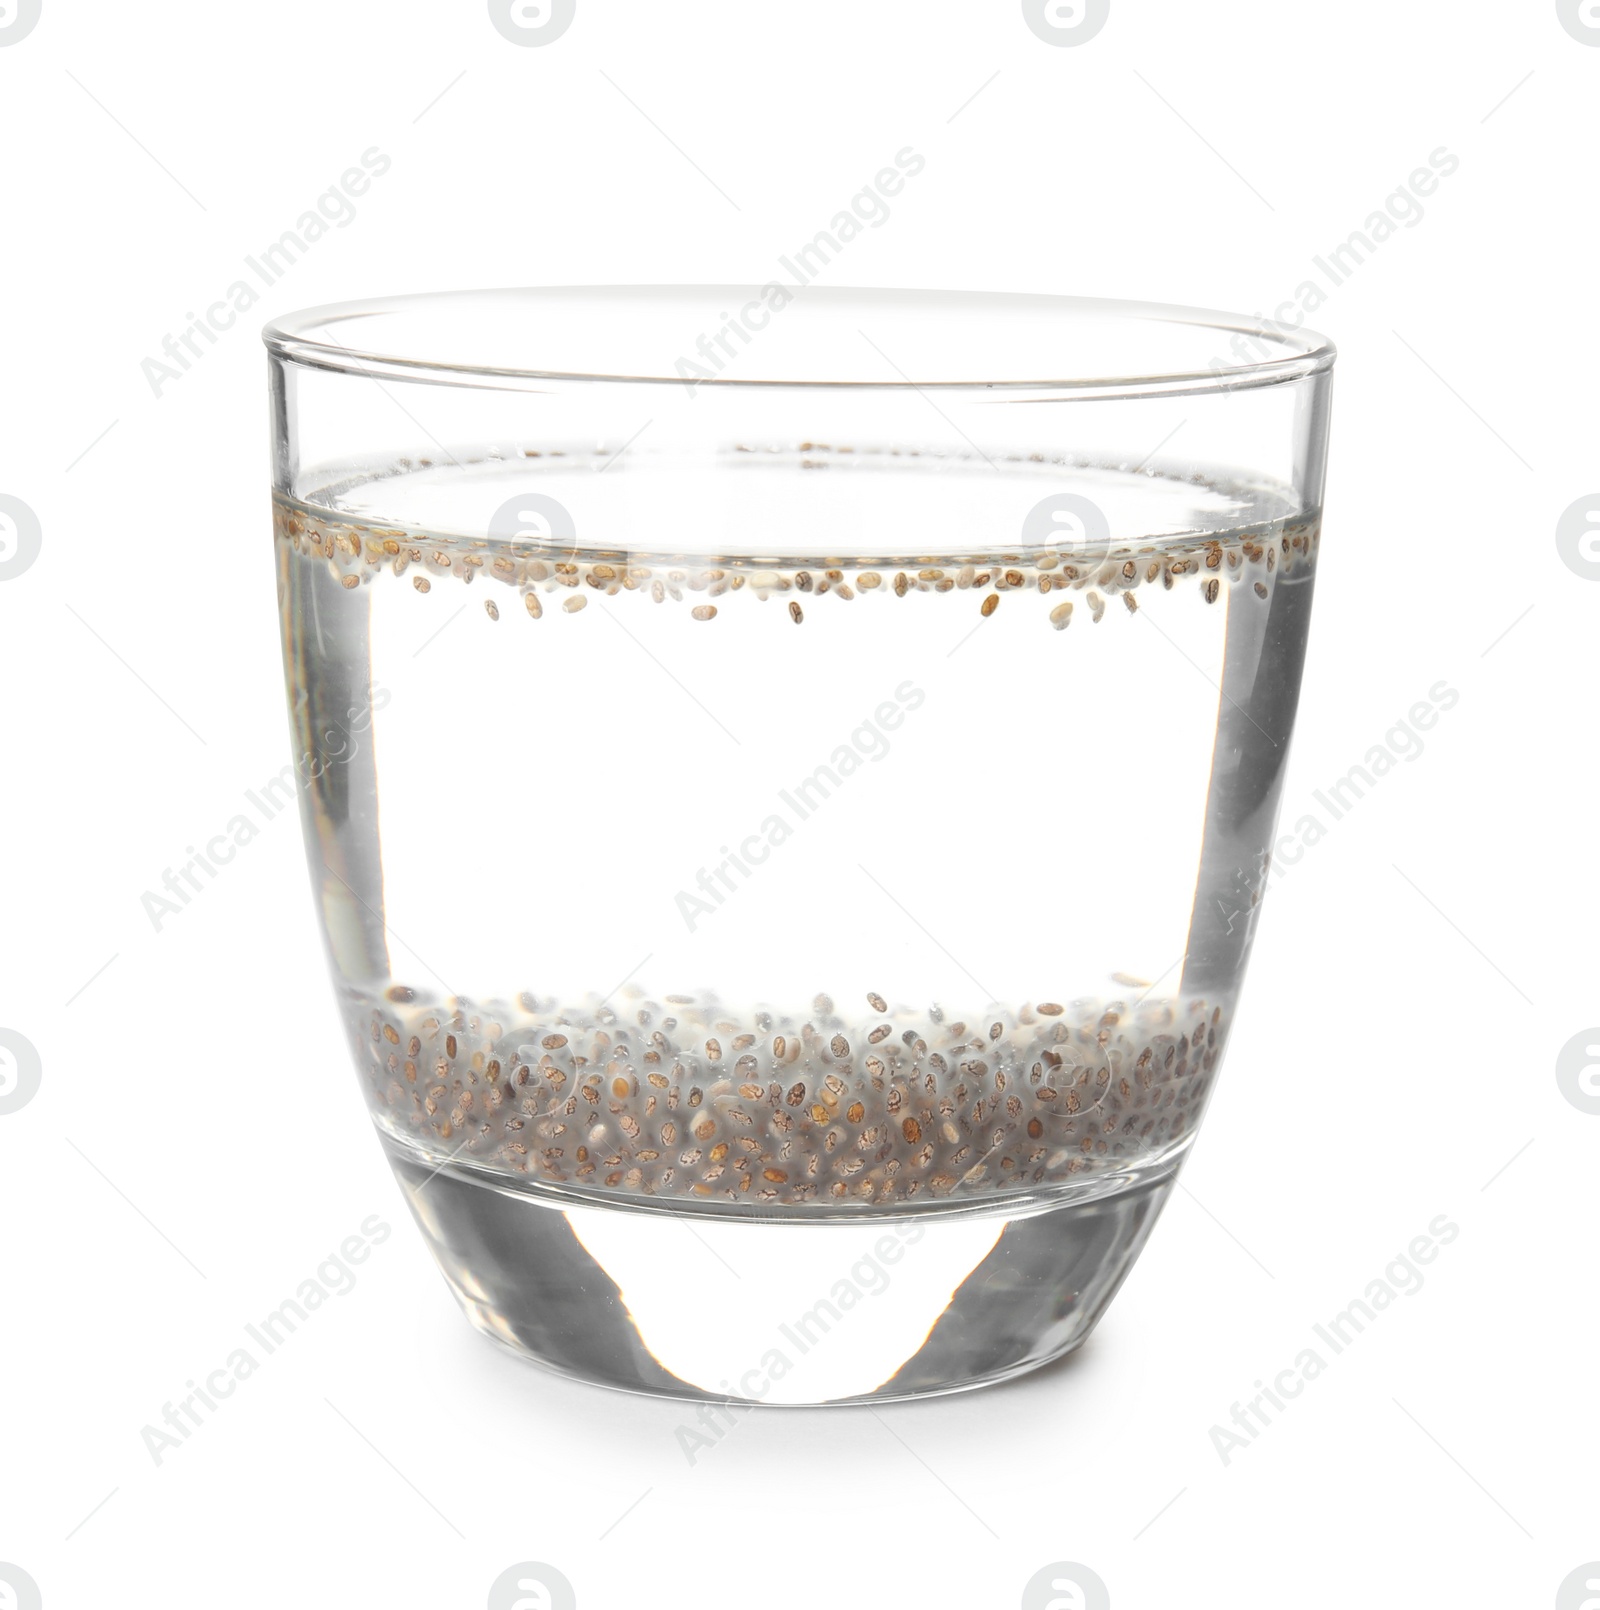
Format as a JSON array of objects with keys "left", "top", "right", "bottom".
[
  {"left": 354, "top": 986, "right": 1225, "bottom": 1208},
  {"left": 273, "top": 489, "right": 1318, "bottom": 626}
]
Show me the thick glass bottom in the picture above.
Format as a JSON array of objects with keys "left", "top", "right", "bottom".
[{"left": 383, "top": 1132, "right": 1177, "bottom": 1405}]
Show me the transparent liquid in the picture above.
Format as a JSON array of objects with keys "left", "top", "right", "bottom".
[
  {"left": 275, "top": 447, "right": 1317, "bottom": 1397},
  {"left": 277, "top": 450, "right": 1316, "bottom": 1208}
]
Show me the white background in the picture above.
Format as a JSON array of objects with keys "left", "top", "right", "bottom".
[{"left": 2, "top": 1, "right": 1596, "bottom": 1606}]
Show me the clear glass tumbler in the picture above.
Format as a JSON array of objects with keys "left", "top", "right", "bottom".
[{"left": 265, "top": 288, "right": 1333, "bottom": 1405}]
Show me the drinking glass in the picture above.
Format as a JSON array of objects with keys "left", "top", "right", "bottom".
[{"left": 265, "top": 288, "right": 1333, "bottom": 1404}]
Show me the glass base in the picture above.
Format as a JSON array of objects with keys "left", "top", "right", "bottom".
[{"left": 383, "top": 1132, "right": 1177, "bottom": 1406}]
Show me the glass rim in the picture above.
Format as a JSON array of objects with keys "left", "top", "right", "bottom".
[{"left": 262, "top": 285, "right": 1335, "bottom": 399}]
